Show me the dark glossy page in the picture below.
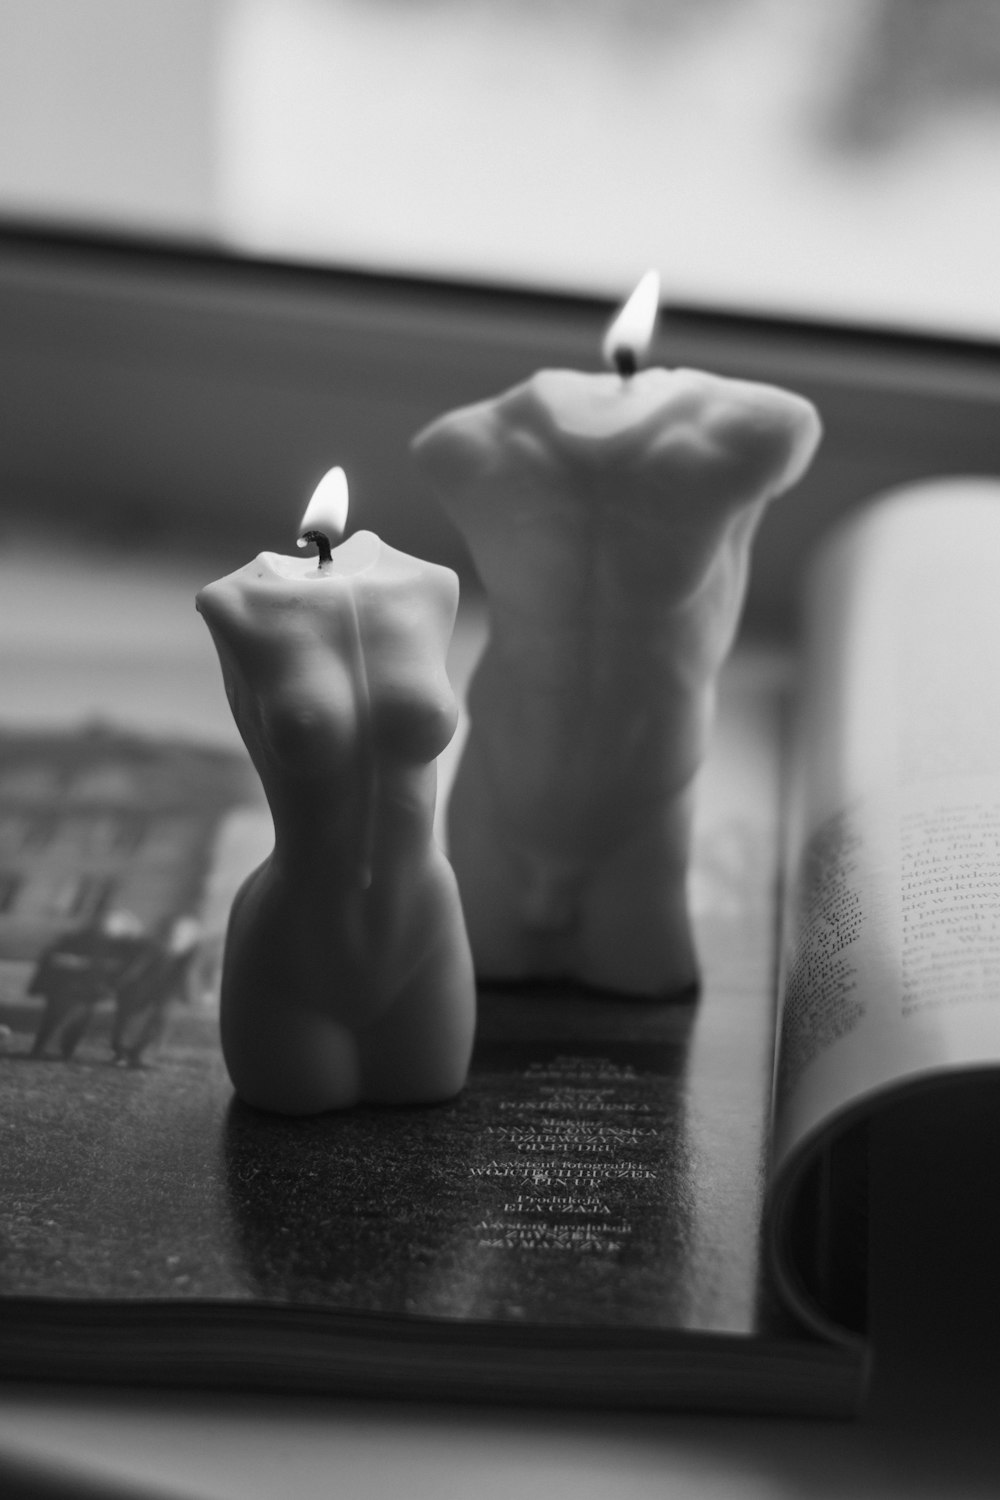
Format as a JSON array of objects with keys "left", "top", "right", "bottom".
[{"left": 0, "top": 545, "right": 785, "bottom": 1343}]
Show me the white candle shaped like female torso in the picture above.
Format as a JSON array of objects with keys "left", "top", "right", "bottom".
[
  {"left": 412, "top": 299, "right": 821, "bottom": 998},
  {"left": 196, "top": 492, "right": 475, "bottom": 1113}
]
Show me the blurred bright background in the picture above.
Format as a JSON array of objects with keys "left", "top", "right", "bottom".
[{"left": 1, "top": 0, "right": 1000, "bottom": 334}]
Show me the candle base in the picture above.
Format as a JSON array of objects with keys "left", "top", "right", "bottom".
[
  {"left": 219, "top": 852, "right": 476, "bottom": 1114},
  {"left": 446, "top": 745, "right": 700, "bottom": 999}
]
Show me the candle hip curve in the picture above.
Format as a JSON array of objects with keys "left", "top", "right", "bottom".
[
  {"left": 413, "top": 366, "right": 821, "bottom": 997},
  {"left": 196, "top": 529, "right": 476, "bottom": 1113}
]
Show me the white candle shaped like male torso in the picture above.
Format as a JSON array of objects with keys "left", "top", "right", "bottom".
[
  {"left": 412, "top": 279, "right": 821, "bottom": 998},
  {"left": 196, "top": 471, "right": 475, "bottom": 1113}
]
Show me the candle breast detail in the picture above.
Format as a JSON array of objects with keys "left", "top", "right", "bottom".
[
  {"left": 196, "top": 527, "right": 475, "bottom": 1113},
  {"left": 412, "top": 362, "right": 821, "bottom": 998}
]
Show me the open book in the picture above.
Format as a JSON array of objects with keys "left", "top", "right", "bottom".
[{"left": 0, "top": 477, "right": 996, "bottom": 1419}]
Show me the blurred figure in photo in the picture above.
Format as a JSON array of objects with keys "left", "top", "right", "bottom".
[
  {"left": 29, "top": 909, "right": 146, "bottom": 1060},
  {"left": 110, "top": 914, "right": 203, "bottom": 1067}
]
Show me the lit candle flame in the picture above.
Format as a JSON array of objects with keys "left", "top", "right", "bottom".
[
  {"left": 297, "top": 466, "right": 349, "bottom": 560},
  {"left": 601, "top": 270, "right": 661, "bottom": 376}
]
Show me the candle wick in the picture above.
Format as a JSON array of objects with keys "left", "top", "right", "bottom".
[
  {"left": 613, "top": 346, "right": 638, "bottom": 379},
  {"left": 300, "top": 529, "right": 334, "bottom": 567}
]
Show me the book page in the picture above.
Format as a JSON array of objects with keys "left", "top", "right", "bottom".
[{"left": 772, "top": 478, "right": 1000, "bottom": 1179}]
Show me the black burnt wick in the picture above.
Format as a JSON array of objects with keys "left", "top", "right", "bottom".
[
  {"left": 613, "top": 346, "right": 638, "bottom": 378},
  {"left": 300, "top": 529, "right": 333, "bottom": 566}
]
